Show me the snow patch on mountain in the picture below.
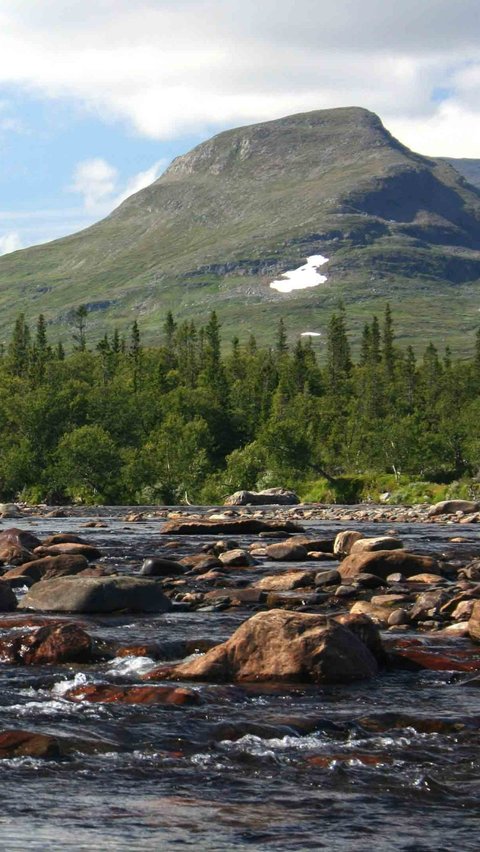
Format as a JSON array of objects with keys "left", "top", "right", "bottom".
[{"left": 270, "top": 255, "right": 329, "bottom": 293}]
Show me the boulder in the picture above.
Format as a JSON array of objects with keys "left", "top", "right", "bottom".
[
  {"left": 224, "top": 488, "right": 300, "bottom": 506},
  {"left": 3, "top": 554, "right": 89, "bottom": 584},
  {"left": 0, "top": 581, "right": 18, "bottom": 611},
  {"left": 154, "top": 609, "right": 379, "bottom": 684},
  {"left": 333, "top": 530, "right": 364, "bottom": 557},
  {"left": 218, "top": 549, "right": 255, "bottom": 567},
  {"left": 338, "top": 550, "right": 438, "bottom": 581},
  {"left": 350, "top": 536, "right": 403, "bottom": 554},
  {"left": 65, "top": 684, "right": 200, "bottom": 705},
  {"left": 349, "top": 601, "right": 394, "bottom": 627},
  {"left": 42, "top": 534, "right": 90, "bottom": 546},
  {"left": 0, "top": 622, "right": 92, "bottom": 665},
  {"left": 179, "top": 554, "right": 222, "bottom": 573},
  {"left": 427, "top": 500, "right": 480, "bottom": 517},
  {"left": 161, "top": 519, "right": 303, "bottom": 535},
  {"left": 468, "top": 600, "right": 480, "bottom": 642},
  {"left": 139, "top": 557, "right": 185, "bottom": 576},
  {"left": 33, "top": 543, "right": 101, "bottom": 561},
  {"left": 0, "top": 504, "right": 21, "bottom": 519},
  {"left": 410, "top": 589, "right": 450, "bottom": 622},
  {"left": 20, "top": 576, "right": 172, "bottom": 613},
  {"left": 264, "top": 542, "right": 309, "bottom": 561},
  {"left": 254, "top": 570, "right": 315, "bottom": 591},
  {"left": 0, "top": 527, "right": 42, "bottom": 551},
  {"left": 0, "top": 543, "right": 34, "bottom": 566},
  {"left": 334, "top": 613, "right": 386, "bottom": 663}
]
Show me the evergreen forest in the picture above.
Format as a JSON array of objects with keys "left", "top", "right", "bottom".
[{"left": 1, "top": 305, "right": 480, "bottom": 506}]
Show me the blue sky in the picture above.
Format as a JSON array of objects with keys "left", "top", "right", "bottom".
[{"left": 1, "top": 0, "right": 480, "bottom": 255}]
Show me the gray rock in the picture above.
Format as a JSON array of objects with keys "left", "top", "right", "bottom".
[
  {"left": 224, "top": 488, "right": 300, "bottom": 506},
  {"left": 20, "top": 576, "right": 172, "bottom": 613},
  {"left": 427, "top": 499, "right": 480, "bottom": 517}
]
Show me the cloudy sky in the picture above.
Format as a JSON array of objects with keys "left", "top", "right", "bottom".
[{"left": 1, "top": 0, "right": 480, "bottom": 254}]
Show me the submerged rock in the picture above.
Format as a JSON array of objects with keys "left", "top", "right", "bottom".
[
  {"left": 20, "top": 576, "right": 172, "bottom": 613},
  {"left": 0, "top": 730, "right": 62, "bottom": 759},
  {"left": 66, "top": 684, "right": 200, "bottom": 705},
  {"left": 151, "top": 609, "right": 380, "bottom": 684}
]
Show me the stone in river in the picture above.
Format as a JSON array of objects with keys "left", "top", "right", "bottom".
[
  {"left": 254, "top": 570, "right": 315, "bottom": 591},
  {"left": 66, "top": 684, "right": 200, "bottom": 706},
  {"left": 264, "top": 542, "right": 309, "bottom": 561},
  {"left": 42, "top": 534, "right": 90, "bottom": 546},
  {"left": 3, "top": 554, "right": 89, "bottom": 585},
  {"left": 338, "top": 550, "right": 438, "bottom": 581},
  {"left": 0, "top": 730, "right": 62, "bottom": 759},
  {"left": 0, "top": 527, "right": 42, "bottom": 551},
  {"left": 468, "top": 600, "right": 480, "bottom": 642},
  {"left": 0, "top": 622, "right": 92, "bottom": 665},
  {"left": 427, "top": 499, "right": 480, "bottom": 517},
  {"left": 333, "top": 530, "right": 364, "bottom": 557},
  {"left": 19, "top": 576, "right": 172, "bottom": 613},
  {"left": 0, "top": 581, "right": 17, "bottom": 611},
  {"left": 154, "top": 609, "right": 379, "bottom": 684},
  {"left": 218, "top": 549, "right": 256, "bottom": 567},
  {"left": 350, "top": 536, "right": 403, "bottom": 554},
  {"left": 140, "top": 557, "right": 185, "bottom": 576},
  {"left": 33, "top": 543, "right": 101, "bottom": 561},
  {"left": 0, "top": 543, "right": 34, "bottom": 566},
  {"left": 161, "top": 518, "right": 304, "bottom": 535},
  {"left": 224, "top": 488, "right": 300, "bottom": 506}
]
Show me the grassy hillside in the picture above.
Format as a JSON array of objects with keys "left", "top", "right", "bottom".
[{"left": 1, "top": 107, "right": 480, "bottom": 354}]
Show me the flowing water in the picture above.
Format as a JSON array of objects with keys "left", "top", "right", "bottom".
[{"left": 0, "top": 510, "right": 479, "bottom": 851}]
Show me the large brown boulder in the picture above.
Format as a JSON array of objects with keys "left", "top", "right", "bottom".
[
  {"left": 338, "top": 550, "right": 438, "bottom": 581},
  {"left": 19, "top": 576, "right": 172, "bottom": 613},
  {"left": 0, "top": 527, "right": 42, "bottom": 551},
  {"left": 161, "top": 519, "right": 303, "bottom": 535},
  {"left": 0, "top": 622, "right": 92, "bottom": 665},
  {"left": 155, "top": 609, "right": 379, "bottom": 684},
  {"left": 3, "top": 554, "right": 89, "bottom": 584},
  {"left": 468, "top": 601, "right": 480, "bottom": 642}
]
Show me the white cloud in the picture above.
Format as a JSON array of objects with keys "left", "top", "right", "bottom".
[
  {"left": 68, "top": 158, "right": 165, "bottom": 215},
  {"left": 0, "top": 1, "right": 478, "bottom": 155},
  {"left": 0, "top": 231, "right": 22, "bottom": 255},
  {"left": 69, "top": 158, "right": 118, "bottom": 212}
]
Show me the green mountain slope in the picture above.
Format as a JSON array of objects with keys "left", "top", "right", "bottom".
[{"left": 1, "top": 107, "right": 480, "bottom": 352}]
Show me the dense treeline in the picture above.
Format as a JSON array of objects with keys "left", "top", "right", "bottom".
[{"left": 0, "top": 305, "right": 480, "bottom": 505}]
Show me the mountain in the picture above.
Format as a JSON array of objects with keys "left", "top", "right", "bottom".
[
  {"left": 1, "top": 107, "right": 480, "bottom": 353},
  {"left": 443, "top": 158, "right": 480, "bottom": 190}
]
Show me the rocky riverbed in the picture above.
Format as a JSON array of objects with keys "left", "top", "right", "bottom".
[{"left": 0, "top": 502, "right": 479, "bottom": 850}]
